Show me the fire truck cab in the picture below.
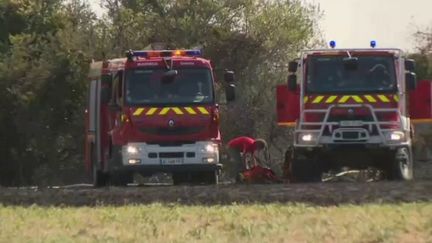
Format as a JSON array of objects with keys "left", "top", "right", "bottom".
[
  {"left": 277, "top": 41, "right": 431, "bottom": 182},
  {"left": 85, "top": 49, "right": 235, "bottom": 186}
]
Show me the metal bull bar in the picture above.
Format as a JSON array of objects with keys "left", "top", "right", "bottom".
[{"left": 294, "top": 104, "right": 409, "bottom": 147}]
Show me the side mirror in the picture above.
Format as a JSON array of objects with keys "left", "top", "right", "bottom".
[
  {"left": 225, "top": 84, "right": 236, "bottom": 102},
  {"left": 406, "top": 72, "right": 417, "bottom": 90},
  {"left": 101, "top": 87, "right": 112, "bottom": 104},
  {"left": 288, "top": 61, "right": 298, "bottom": 73},
  {"left": 101, "top": 74, "right": 113, "bottom": 104},
  {"left": 108, "top": 102, "right": 122, "bottom": 112},
  {"left": 343, "top": 57, "right": 359, "bottom": 70},
  {"left": 405, "top": 59, "right": 415, "bottom": 73},
  {"left": 224, "top": 70, "right": 235, "bottom": 83},
  {"left": 117, "top": 70, "right": 124, "bottom": 83},
  {"left": 161, "top": 70, "right": 178, "bottom": 84},
  {"left": 287, "top": 74, "right": 297, "bottom": 91}
]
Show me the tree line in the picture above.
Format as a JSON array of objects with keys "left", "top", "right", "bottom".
[{"left": 0, "top": 0, "right": 430, "bottom": 186}]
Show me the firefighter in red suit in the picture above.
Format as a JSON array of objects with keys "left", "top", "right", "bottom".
[{"left": 227, "top": 136, "right": 267, "bottom": 181}]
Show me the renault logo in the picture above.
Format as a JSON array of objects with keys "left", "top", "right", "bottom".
[{"left": 168, "top": 119, "right": 175, "bottom": 127}]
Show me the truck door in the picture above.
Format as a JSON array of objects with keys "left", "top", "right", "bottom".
[
  {"left": 276, "top": 84, "right": 300, "bottom": 126},
  {"left": 409, "top": 80, "right": 432, "bottom": 122},
  {"left": 85, "top": 80, "right": 98, "bottom": 171}
]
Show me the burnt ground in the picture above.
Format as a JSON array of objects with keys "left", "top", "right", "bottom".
[
  {"left": 0, "top": 180, "right": 431, "bottom": 207},
  {"left": 0, "top": 160, "right": 430, "bottom": 207}
]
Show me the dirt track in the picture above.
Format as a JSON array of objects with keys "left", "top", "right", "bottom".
[
  {"left": 0, "top": 180, "right": 431, "bottom": 207},
  {"left": 0, "top": 160, "right": 430, "bottom": 207}
]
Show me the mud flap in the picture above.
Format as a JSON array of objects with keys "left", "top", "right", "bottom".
[
  {"left": 410, "top": 80, "right": 432, "bottom": 122},
  {"left": 409, "top": 80, "right": 432, "bottom": 161},
  {"left": 276, "top": 85, "right": 299, "bottom": 127}
]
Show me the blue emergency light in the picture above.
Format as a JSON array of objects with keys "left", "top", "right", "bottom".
[
  {"left": 185, "top": 50, "right": 202, "bottom": 56},
  {"left": 370, "top": 40, "right": 376, "bottom": 48},
  {"left": 329, "top": 40, "right": 336, "bottom": 49}
]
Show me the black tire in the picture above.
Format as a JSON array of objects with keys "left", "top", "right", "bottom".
[
  {"left": 173, "top": 171, "right": 219, "bottom": 185},
  {"left": 282, "top": 148, "right": 294, "bottom": 180},
  {"left": 290, "top": 151, "right": 322, "bottom": 183},
  {"left": 201, "top": 171, "right": 219, "bottom": 185},
  {"left": 110, "top": 172, "right": 133, "bottom": 186},
  {"left": 91, "top": 144, "right": 108, "bottom": 187},
  {"left": 172, "top": 172, "right": 189, "bottom": 185},
  {"left": 92, "top": 162, "right": 108, "bottom": 187},
  {"left": 387, "top": 147, "right": 413, "bottom": 181}
]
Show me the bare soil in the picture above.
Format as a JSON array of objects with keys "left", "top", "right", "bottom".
[
  {"left": 1, "top": 159, "right": 431, "bottom": 207},
  {"left": 0, "top": 180, "right": 431, "bottom": 207}
]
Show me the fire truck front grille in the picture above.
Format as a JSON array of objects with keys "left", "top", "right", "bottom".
[
  {"left": 327, "top": 115, "right": 373, "bottom": 122},
  {"left": 342, "top": 131, "right": 359, "bottom": 139},
  {"left": 323, "top": 125, "right": 380, "bottom": 136},
  {"left": 159, "top": 152, "right": 184, "bottom": 158},
  {"left": 139, "top": 126, "right": 205, "bottom": 136}
]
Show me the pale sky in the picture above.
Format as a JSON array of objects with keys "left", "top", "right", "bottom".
[
  {"left": 90, "top": 0, "right": 432, "bottom": 52},
  {"left": 306, "top": 0, "right": 432, "bottom": 51}
]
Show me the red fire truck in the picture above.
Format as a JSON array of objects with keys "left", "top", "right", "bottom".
[
  {"left": 85, "top": 50, "right": 235, "bottom": 186},
  {"left": 277, "top": 41, "right": 432, "bottom": 182}
]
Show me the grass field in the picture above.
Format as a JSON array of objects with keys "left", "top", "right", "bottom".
[{"left": 1, "top": 203, "right": 431, "bottom": 243}]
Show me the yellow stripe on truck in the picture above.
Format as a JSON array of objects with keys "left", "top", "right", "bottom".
[
  {"left": 159, "top": 107, "right": 171, "bottom": 115},
  {"left": 325, "top": 96, "right": 337, "bottom": 103},
  {"left": 184, "top": 107, "right": 197, "bottom": 115},
  {"left": 146, "top": 107, "right": 158, "bottom": 115},
  {"left": 377, "top": 95, "right": 390, "bottom": 102},
  {"left": 364, "top": 95, "right": 377, "bottom": 103},
  {"left": 133, "top": 108, "right": 145, "bottom": 116},
  {"left": 171, "top": 107, "right": 184, "bottom": 115},
  {"left": 197, "top": 107, "right": 210, "bottom": 115},
  {"left": 312, "top": 96, "right": 324, "bottom": 103},
  {"left": 351, "top": 95, "right": 363, "bottom": 103},
  {"left": 305, "top": 94, "right": 396, "bottom": 105},
  {"left": 141, "top": 107, "right": 210, "bottom": 116},
  {"left": 338, "top": 96, "right": 350, "bottom": 103}
]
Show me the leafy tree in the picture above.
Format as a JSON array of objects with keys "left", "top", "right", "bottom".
[
  {"left": 0, "top": 0, "right": 322, "bottom": 185},
  {"left": 409, "top": 29, "right": 432, "bottom": 80},
  {"left": 0, "top": 0, "right": 98, "bottom": 185}
]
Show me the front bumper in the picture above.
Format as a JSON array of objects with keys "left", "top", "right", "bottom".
[
  {"left": 112, "top": 164, "right": 222, "bottom": 174},
  {"left": 109, "top": 141, "right": 221, "bottom": 173},
  {"left": 294, "top": 130, "right": 411, "bottom": 148}
]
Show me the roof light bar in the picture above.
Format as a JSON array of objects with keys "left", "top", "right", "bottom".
[{"left": 126, "top": 49, "right": 202, "bottom": 60}]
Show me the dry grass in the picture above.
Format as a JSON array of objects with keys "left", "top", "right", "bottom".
[{"left": 1, "top": 203, "right": 431, "bottom": 243}]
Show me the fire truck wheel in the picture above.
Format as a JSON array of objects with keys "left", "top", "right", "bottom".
[
  {"left": 388, "top": 147, "right": 413, "bottom": 181},
  {"left": 92, "top": 162, "right": 108, "bottom": 187},
  {"left": 290, "top": 156, "right": 322, "bottom": 183},
  {"left": 172, "top": 171, "right": 219, "bottom": 185},
  {"left": 110, "top": 172, "right": 133, "bottom": 186},
  {"left": 201, "top": 171, "right": 219, "bottom": 185},
  {"left": 172, "top": 173, "right": 189, "bottom": 185},
  {"left": 91, "top": 145, "right": 108, "bottom": 187}
]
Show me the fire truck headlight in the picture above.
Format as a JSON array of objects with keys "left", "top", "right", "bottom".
[
  {"left": 202, "top": 157, "right": 216, "bottom": 163},
  {"left": 127, "top": 146, "right": 139, "bottom": 154},
  {"left": 389, "top": 131, "right": 405, "bottom": 141},
  {"left": 202, "top": 143, "right": 218, "bottom": 154},
  {"left": 300, "top": 133, "right": 315, "bottom": 142}
]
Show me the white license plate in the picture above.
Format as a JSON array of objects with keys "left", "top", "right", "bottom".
[
  {"left": 160, "top": 158, "right": 183, "bottom": 165},
  {"left": 340, "top": 120, "right": 363, "bottom": 127}
]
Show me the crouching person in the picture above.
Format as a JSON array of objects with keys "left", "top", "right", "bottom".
[{"left": 226, "top": 136, "right": 267, "bottom": 182}]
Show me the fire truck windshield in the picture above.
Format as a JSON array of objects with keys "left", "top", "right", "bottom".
[
  {"left": 305, "top": 55, "right": 397, "bottom": 94},
  {"left": 125, "top": 68, "right": 214, "bottom": 105}
]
